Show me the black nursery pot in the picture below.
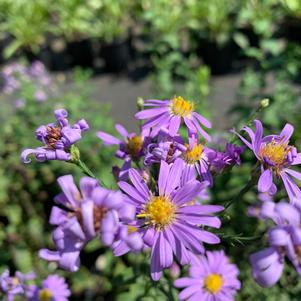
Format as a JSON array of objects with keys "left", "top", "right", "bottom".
[
  {"left": 282, "top": 18, "right": 301, "bottom": 43},
  {"left": 199, "top": 40, "right": 234, "bottom": 75},
  {"left": 67, "top": 39, "right": 94, "bottom": 68},
  {"left": 101, "top": 38, "right": 131, "bottom": 72}
]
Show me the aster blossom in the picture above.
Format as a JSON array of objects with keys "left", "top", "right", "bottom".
[
  {"left": 250, "top": 201, "right": 301, "bottom": 287},
  {"left": 27, "top": 275, "right": 70, "bottom": 301},
  {"left": 97, "top": 123, "right": 149, "bottom": 180},
  {"left": 235, "top": 120, "right": 301, "bottom": 206},
  {"left": 144, "top": 128, "right": 186, "bottom": 166},
  {"left": 21, "top": 109, "right": 89, "bottom": 163},
  {"left": 174, "top": 250, "right": 240, "bottom": 301},
  {"left": 135, "top": 96, "right": 212, "bottom": 141},
  {"left": 39, "top": 175, "right": 135, "bottom": 272},
  {"left": 118, "top": 159, "right": 223, "bottom": 280},
  {"left": 0, "top": 270, "right": 35, "bottom": 301}
]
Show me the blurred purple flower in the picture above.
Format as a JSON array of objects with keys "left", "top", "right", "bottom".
[
  {"left": 34, "top": 89, "right": 47, "bottom": 102},
  {"left": 174, "top": 250, "right": 240, "bottom": 301},
  {"left": 118, "top": 160, "right": 223, "bottom": 281},
  {"left": 250, "top": 201, "right": 301, "bottom": 287},
  {"left": 21, "top": 109, "right": 89, "bottom": 163},
  {"left": 135, "top": 96, "right": 212, "bottom": 140},
  {"left": 0, "top": 270, "right": 35, "bottom": 301},
  {"left": 40, "top": 175, "right": 135, "bottom": 272},
  {"left": 27, "top": 275, "right": 70, "bottom": 301},
  {"left": 234, "top": 120, "right": 301, "bottom": 206}
]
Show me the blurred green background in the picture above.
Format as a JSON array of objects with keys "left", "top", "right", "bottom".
[{"left": 1, "top": 0, "right": 301, "bottom": 300}]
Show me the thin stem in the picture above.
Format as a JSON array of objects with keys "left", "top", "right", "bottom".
[{"left": 76, "top": 159, "right": 96, "bottom": 178}]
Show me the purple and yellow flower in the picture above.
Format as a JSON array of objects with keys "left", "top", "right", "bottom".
[
  {"left": 180, "top": 138, "right": 213, "bottom": 185},
  {"left": 28, "top": 275, "right": 70, "bottom": 301},
  {"left": 135, "top": 96, "right": 212, "bottom": 140},
  {"left": 39, "top": 175, "right": 135, "bottom": 272},
  {"left": 118, "top": 160, "right": 223, "bottom": 280},
  {"left": 250, "top": 201, "right": 301, "bottom": 287},
  {"left": 0, "top": 270, "right": 35, "bottom": 301},
  {"left": 174, "top": 250, "right": 240, "bottom": 301},
  {"left": 235, "top": 120, "right": 301, "bottom": 206},
  {"left": 21, "top": 109, "right": 89, "bottom": 163},
  {"left": 97, "top": 124, "right": 149, "bottom": 179}
]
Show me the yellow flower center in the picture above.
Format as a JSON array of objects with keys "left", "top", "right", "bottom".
[
  {"left": 182, "top": 144, "right": 203, "bottom": 165},
  {"left": 127, "top": 225, "right": 138, "bottom": 234},
  {"left": 39, "top": 288, "right": 53, "bottom": 301},
  {"left": 138, "top": 196, "right": 176, "bottom": 230},
  {"left": 125, "top": 135, "right": 143, "bottom": 158},
  {"left": 259, "top": 140, "right": 290, "bottom": 167},
  {"left": 204, "top": 274, "right": 224, "bottom": 294},
  {"left": 170, "top": 96, "right": 194, "bottom": 117}
]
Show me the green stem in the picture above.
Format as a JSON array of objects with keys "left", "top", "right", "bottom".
[
  {"left": 76, "top": 159, "right": 96, "bottom": 178},
  {"left": 225, "top": 163, "right": 260, "bottom": 209}
]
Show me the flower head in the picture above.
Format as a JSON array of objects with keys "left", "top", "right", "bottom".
[
  {"left": 0, "top": 270, "right": 35, "bottom": 301},
  {"left": 21, "top": 109, "right": 89, "bottom": 163},
  {"left": 28, "top": 275, "right": 70, "bottom": 301},
  {"left": 39, "top": 175, "right": 135, "bottom": 272},
  {"left": 174, "top": 250, "right": 240, "bottom": 301},
  {"left": 144, "top": 128, "right": 186, "bottom": 166},
  {"left": 234, "top": 120, "right": 301, "bottom": 206},
  {"left": 135, "top": 96, "right": 212, "bottom": 141},
  {"left": 97, "top": 123, "right": 149, "bottom": 180},
  {"left": 250, "top": 201, "right": 301, "bottom": 287},
  {"left": 118, "top": 159, "right": 223, "bottom": 280}
]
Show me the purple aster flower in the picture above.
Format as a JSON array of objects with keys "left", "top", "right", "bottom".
[
  {"left": 118, "top": 160, "right": 223, "bottom": 280},
  {"left": 234, "top": 120, "right": 301, "bottom": 206},
  {"left": 97, "top": 124, "right": 149, "bottom": 180},
  {"left": 174, "top": 250, "right": 240, "bottom": 301},
  {"left": 250, "top": 201, "right": 301, "bottom": 287},
  {"left": 135, "top": 96, "right": 212, "bottom": 141},
  {"left": 144, "top": 128, "right": 186, "bottom": 166},
  {"left": 0, "top": 270, "right": 35, "bottom": 301},
  {"left": 39, "top": 175, "right": 135, "bottom": 272},
  {"left": 180, "top": 138, "right": 213, "bottom": 185},
  {"left": 21, "top": 109, "right": 89, "bottom": 163},
  {"left": 28, "top": 275, "right": 70, "bottom": 301}
]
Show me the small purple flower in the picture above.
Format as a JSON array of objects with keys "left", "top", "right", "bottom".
[
  {"left": 39, "top": 175, "right": 135, "bottom": 272},
  {"left": 174, "top": 250, "right": 240, "bottom": 301},
  {"left": 0, "top": 270, "right": 35, "bottom": 301},
  {"left": 135, "top": 96, "right": 212, "bottom": 141},
  {"left": 180, "top": 139, "right": 213, "bottom": 185},
  {"left": 28, "top": 275, "right": 70, "bottom": 301},
  {"left": 144, "top": 128, "right": 186, "bottom": 166},
  {"left": 234, "top": 120, "right": 301, "bottom": 206},
  {"left": 97, "top": 124, "right": 149, "bottom": 180},
  {"left": 21, "top": 109, "right": 89, "bottom": 163},
  {"left": 250, "top": 201, "right": 301, "bottom": 287},
  {"left": 118, "top": 160, "right": 223, "bottom": 280}
]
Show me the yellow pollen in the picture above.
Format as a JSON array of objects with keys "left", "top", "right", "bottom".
[
  {"left": 204, "top": 274, "right": 224, "bottom": 294},
  {"left": 127, "top": 225, "right": 138, "bottom": 234},
  {"left": 182, "top": 144, "right": 203, "bottom": 165},
  {"left": 170, "top": 96, "right": 194, "bottom": 117},
  {"left": 125, "top": 135, "right": 143, "bottom": 158},
  {"left": 39, "top": 288, "right": 53, "bottom": 301},
  {"left": 259, "top": 140, "right": 290, "bottom": 167},
  {"left": 139, "top": 196, "right": 176, "bottom": 230},
  {"left": 12, "top": 277, "right": 19, "bottom": 286}
]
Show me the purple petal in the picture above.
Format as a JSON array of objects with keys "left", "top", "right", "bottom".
[
  {"left": 258, "top": 169, "right": 273, "bottom": 192},
  {"left": 96, "top": 131, "right": 121, "bottom": 145}
]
